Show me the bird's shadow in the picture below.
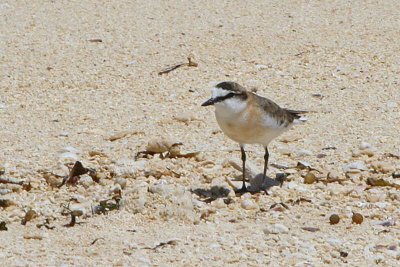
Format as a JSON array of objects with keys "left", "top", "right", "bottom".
[
  {"left": 247, "top": 173, "right": 286, "bottom": 193},
  {"left": 191, "top": 186, "right": 230, "bottom": 202},
  {"left": 192, "top": 173, "right": 287, "bottom": 201}
]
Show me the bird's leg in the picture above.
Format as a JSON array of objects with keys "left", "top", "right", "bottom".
[
  {"left": 235, "top": 145, "right": 248, "bottom": 194},
  {"left": 263, "top": 146, "right": 269, "bottom": 182}
]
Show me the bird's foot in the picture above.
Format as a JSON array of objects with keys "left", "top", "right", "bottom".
[{"left": 234, "top": 185, "right": 248, "bottom": 195}]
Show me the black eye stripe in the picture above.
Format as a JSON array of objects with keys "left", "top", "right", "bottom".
[{"left": 213, "top": 93, "right": 236, "bottom": 103}]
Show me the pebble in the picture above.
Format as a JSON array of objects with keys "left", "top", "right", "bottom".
[
  {"left": 360, "top": 148, "right": 375, "bottom": 157},
  {"left": 112, "top": 159, "right": 146, "bottom": 177},
  {"left": 60, "top": 146, "right": 81, "bottom": 154},
  {"left": 58, "top": 152, "right": 79, "bottom": 163},
  {"left": 109, "top": 184, "right": 122, "bottom": 195},
  {"left": 352, "top": 213, "right": 363, "bottom": 224},
  {"left": 255, "top": 64, "right": 268, "bottom": 70},
  {"left": 264, "top": 223, "right": 289, "bottom": 234},
  {"left": 387, "top": 101, "right": 398, "bottom": 109},
  {"left": 370, "top": 161, "right": 395, "bottom": 174},
  {"left": 241, "top": 199, "right": 258, "bottom": 210},
  {"left": 211, "top": 198, "right": 226, "bottom": 209},
  {"left": 343, "top": 161, "right": 368, "bottom": 172},
  {"left": 114, "top": 177, "right": 127, "bottom": 189},
  {"left": 295, "top": 149, "right": 312, "bottom": 157},
  {"left": 327, "top": 170, "right": 341, "bottom": 179},
  {"left": 286, "top": 181, "right": 308, "bottom": 192},
  {"left": 366, "top": 189, "right": 386, "bottom": 203},
  {"left": 329, "top": 214, "right": 340, "bottom": 225},
  {"left": 359, "top": 142, "right": 372, "bottom": 150},
  {"left": 149, "top": 180, "right": 172, "bottom": 197},
  {"left": 303, "top": 172, "right": 317, "bottom": 184},
  {"left": 0, "top": 189, "right": 12, "bottom": 195},
  {"left": 277, "top": 147, "right": 292, "bottom": 156},
  {"left": 79, "top": 174, "right": 95, "bottom": 188},
  {"left": 326, "top": 237, "right": 342, "bottom": 247}
]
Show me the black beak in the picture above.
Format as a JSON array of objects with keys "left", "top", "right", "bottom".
[{"left": 201, "top": 98, "right": 215, "bottom": 106}]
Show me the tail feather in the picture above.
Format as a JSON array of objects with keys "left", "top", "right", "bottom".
[{"left": 286, "top": 109, "right": 308, "bottom": 123}]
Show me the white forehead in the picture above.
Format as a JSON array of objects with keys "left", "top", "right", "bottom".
[{"left": 211, "top": 87, "right": 231, "bottom": 98}]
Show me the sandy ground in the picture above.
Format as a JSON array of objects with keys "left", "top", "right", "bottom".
[{"left": 1, "top": 0, "right": 400, "bottom": 266}]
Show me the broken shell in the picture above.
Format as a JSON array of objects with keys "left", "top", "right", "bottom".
[
  {"left": 22, "top": 209, "right": 38, "bottom": 225},
  {"left": 352, "top": 213, "right": 363, "bottom": 224},
  {"left": 146, "top": 139, "right": 182, "bottom": 154},
  {"left": 329, "top": 214, "right": 340, "bottom": 225}
]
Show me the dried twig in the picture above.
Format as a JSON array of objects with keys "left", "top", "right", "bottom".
[
  {"left": 143, "top": 239, "right": 180, "bottom": 250},
  {"left": 158, "top": 56, "right": 198, "bottom": 75},
  {"left": 90, "top": 237, "right": 105, "bottom": 245},
  {"left": 301, "top": 227, "right": 320, "bottom": 232},
  {"left": 107, "top": 130, "right": 144, "bottom": 142},
  {"left": 383, "top": 152, "right": 400, "bottom": 159},
  {"left": 0, "top": 177, "right": 23, "bottom": 185},
  {"left": 88, "top": 38, "right": 102, "bottom": 43}
]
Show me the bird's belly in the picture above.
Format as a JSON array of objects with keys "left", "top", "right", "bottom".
[{"left": 216, "top": 114, "right": 284, "bottom": 145}]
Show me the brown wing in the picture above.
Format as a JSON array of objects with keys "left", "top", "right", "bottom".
[{"left": 252, "top": 93, "right": 305, "bottom": 126}]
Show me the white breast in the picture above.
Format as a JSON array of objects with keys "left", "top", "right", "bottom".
[{"left": 214, "top": 99, "right": 291, "bottom": 146}]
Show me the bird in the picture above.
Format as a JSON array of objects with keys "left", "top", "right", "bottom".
[{"left": 201, "top": 81, "right": 307, "bottom": 193}]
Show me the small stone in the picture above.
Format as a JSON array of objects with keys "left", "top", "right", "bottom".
[
  {"left": 264, "top": 223, "right": 289, "bottom": 234},
  {"left": 22, "top": 209, "right": 38, "bottom": 225},
  {"left": 295, "top": 149, "right": 312, "bottom": 157},
  {"left": 0, "top": 189, "right": 12, "bottom": 195},
  {"left": 286, "top": 181, "right": 308, "bottom": 192},
  {"left": 114, "top": 178, "right": 127, "bottom": 189},
  {"left": 387, "top": 101, "right": 398, "bottom": 109},
  {"left": 359, "top": 142, "right": 372, "bottom": 150},
  {"left": 329, "top": 214, "right": 340, "bottom": 225},
  {"left": 352, "top": 213, "right": 363, "bottom": 224},
  {"left": 59, "top": 152, "right": 79, "bottom": 163},
  {"left": 241, "top": 199, "right": 257, "bottom": 210},
  {"left": 211, "top": 198, "right": 226, "bottom": 209},
  {"left": 255, "top": 64, "right": 268, "bottom": 70},
  {"left": 326, "top": 237, "right": 342, "bottom": 247},
  {"left": 370, "top": 161, "right": 395, "bottom": 174},
  {"left": 80, "top": 174, "right": 95, "bottom": 188},
  {"left": 343, "top": 161, "right": 368, "bottom": 172},
  {"left": 360, "top": 149, "right": 375, "bottom": 157},
  {"left": 109, "top": 184, "right": 122, "bottom": 196},
  {"left": 303, "top": 172, "right": 317, "bottom": 184},
  {"left": 345, "top": 171, "right": 362, "bottom": 181},
  {"left": 277, "top": 147, "right": 292, "bottom": 156},
  {"left": 149, "top": 180, "right": 171, "bottom": 196},
  {"left": 393, "top": 172, "right": 400, "bottom": 179},
  {"left": 60, "top": 146, "right": 81, "bottom": 154},
  {"left": 366, "top": 189, "right": 386, "bottom": 203},
  {"left": 327, "top": 170, "right": 341, "bottom": 180}
]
